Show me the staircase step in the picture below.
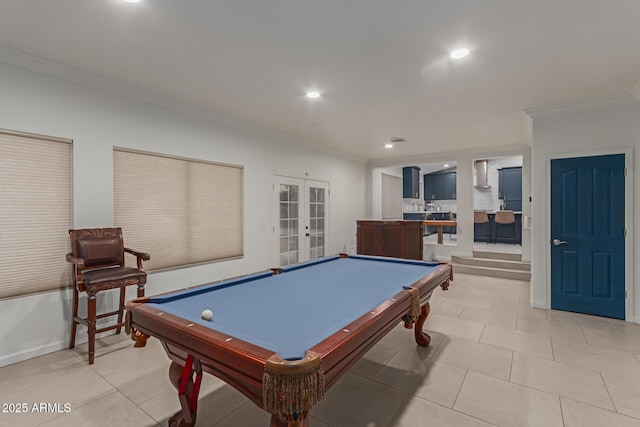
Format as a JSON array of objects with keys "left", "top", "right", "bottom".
[
  {"left": 453, "top": 264, "right": 531, "bottom": 281},
  {"left": 473, "top": 250, "right": 521, "bottom": 261},
  {"left": 452, "top": 255, "right": 530, "bottom": 271}
]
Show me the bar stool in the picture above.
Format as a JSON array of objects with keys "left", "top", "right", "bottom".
[
  {"left": 66, "top": 228, "right": 150, "bottom": 364},
  {"left": 494, "top": 210, "right": 517, "bottom": 244},
  {"left": 473, "top": 211, "right": 491, "bottom": 243}
]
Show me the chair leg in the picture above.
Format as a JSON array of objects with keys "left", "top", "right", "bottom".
[
  {"left": 69, "top": 286, "right": 79, "bottom": 349},
  {"left": 116, "top": 287, "right": 126, "bottom": 335},
  {"left": 87, "top": 293, "right": 97, "bottom": 365}
]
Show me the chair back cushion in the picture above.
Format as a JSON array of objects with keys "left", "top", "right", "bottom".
[
  {"left": 495, "top": 210, "right": 516, "bottom": 224},
  {"left": 71, "top": 228, "right": 124, "bottom": 268},
  {"left": 473, "top": 211, "right": 489, "bottom": 224}
]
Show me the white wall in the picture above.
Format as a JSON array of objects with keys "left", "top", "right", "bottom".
[
  {"left": 0, "top": 61, "right": 367, "bottom": 367},
  {"left": 529, "top": 96, "right": 639, "bottom": 323}
]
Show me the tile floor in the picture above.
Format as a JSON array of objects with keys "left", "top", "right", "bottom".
[{"left": 2, "top": 273, "right": 640, "bottom": 427}]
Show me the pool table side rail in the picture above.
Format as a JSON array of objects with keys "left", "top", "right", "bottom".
[
  {"left": 125, "top": 299, "right": 274, "bottom": 405},
  {"left": 313, "top": 262, "right": 452, "bottom": 388},
  {"left": 125, "top": 261, "right": 452, "bottom": 411}
]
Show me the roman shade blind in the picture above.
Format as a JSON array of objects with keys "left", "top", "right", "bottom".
[
  {"left": 113, "top": 148, "right": 243, "bottom": 271},
  {"left": 0, "top": 130, "right": 73, "bottom": 299}
]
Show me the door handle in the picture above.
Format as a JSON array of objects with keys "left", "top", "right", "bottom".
[{"left": 552, "top": 239, "right": 567, "bottom": 246}]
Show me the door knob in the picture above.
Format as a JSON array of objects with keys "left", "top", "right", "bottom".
[{"left": 552, "top": 239, "right": 567, "bottom": 246}]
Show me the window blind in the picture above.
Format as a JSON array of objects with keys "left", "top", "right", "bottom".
[
  {"left": 0, "top": 130, "right": 72, "bottom": 299},
  {"left": 113, "top": 148, "right": 243, "bottom": 271}
]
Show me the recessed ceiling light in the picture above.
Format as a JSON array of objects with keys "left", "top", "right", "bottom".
[
  {"left": 306, "top": 91, "right": 320, "bottom": 99},
  {"left": 124, "top": 0, "right": 141, "bottom": 3},
  {"left": 384, "top": 143, "right": 394, "bottom": 149},
  {"left": 450, "top": 48, "right": 470, "bottom": 59},
  {"left": 443, "top": 164, "right": 450, "bottom": 167}
]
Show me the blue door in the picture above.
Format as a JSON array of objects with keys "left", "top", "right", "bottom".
[{"left": 551, "top": 154, "right": 625, "bottom": 319}]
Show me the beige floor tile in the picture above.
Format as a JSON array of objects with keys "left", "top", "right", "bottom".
[
  {"left": 212, "top": 401, "right": 320, "bottom": 427},
  {"left": 582, "top": 325, "right": 640, "bottom": 354},
  {"left": 99, "top": 354, "right": 174, "bottom": 405},
  {"left": 38, "top": 391, "right": 159, "bottom": 427},
  {"left": 373, "top": 351, "right": 466, "bottom": 408},
  {"left": 349, "top": 341, "right": 398, "bottom": 379},
  {"left": 459, "top": 306, "right": 517, "bottom": 329},
  {"left": 431, "top": 337, "right": 513, "bottom": 380},
  {"left": 475, "top": 287, "right": 521, "bottom": 304},
  {"left": 430, "top": 299, "right": 467, "bottom": 319},
  {"left": 424, "top": 314, "right": 485, "bottom": 342},
  {"left": 312, "top": 372, "right": 407, "bottom": 427},
  {"left": 510, "top": 352, "right": 614, "bottom": 410},
  {"left": 84, "top": 333, "right": 165, "bottom": 378},
  {"left": 546, "top": 310, "right": 614, "bottom": 331},
  {"left": 561, "top": 397, "right": 640, "bottom": 427},
  {"left": 601, "top": 371, "right": 640, "bottom": 419},
  {"left": 139, "top": 375, "right": 248, "bottom": 426},
  {"left": 70, "top": 331, "right": 141, "bottom": 363},
  {"left": 464, "top": 276, "right": 502, "bottom": 292},
  {"left": 608, "top": 318, "right": 640, "bottom": 337},
  {"left": 0, "top": 350, "right": 85, "bottom": 399},
  {"left": 390, "top": 395, "right": 495, "bottom": 427},
  {"left": 480, "top": 325, "right": 553, "bottom": 360},
  {"left": 516, "top": 317, "right": 587, "bottom": 343},
  {"left": 377, "top": 322, "right": 446, "bottom": 359},
  {"left": 491, "top": 300, "right": 548, "bottom": 321},
  {"left": 444, "top": 283, "right": 479, "bottom": 298},
  {"left": 552, "top": 339, "right": 640, "bottom": 380},
  {"left": 454, "top": 371, "right": 563, "bottom": 427},
  {"left": 445, "top": 293, "right": 495, "bottom": 310},
  {"left": 0, "top": 367, "right": 117, "bottom": 426}
]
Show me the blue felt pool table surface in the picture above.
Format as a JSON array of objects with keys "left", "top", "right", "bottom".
[{"left": 147, "top": 255, "right": 442, "bottom": 360}]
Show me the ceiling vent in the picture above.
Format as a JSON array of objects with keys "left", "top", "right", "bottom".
[{"left": 474, "top": 159, "right": 491, "bottom": 189}]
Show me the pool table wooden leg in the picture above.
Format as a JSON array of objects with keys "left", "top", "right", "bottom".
[
  {"left": 168, "top": 358, "right": 202, "bottom": 427},
  {"left": 414, "top": 303, "right": 431, "bottom": 346}
]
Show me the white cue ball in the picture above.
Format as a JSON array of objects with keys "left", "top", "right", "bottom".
[{"left": 201, "top": 309, "right": 213, "bottom": 321}]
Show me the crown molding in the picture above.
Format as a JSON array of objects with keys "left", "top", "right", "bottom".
[
  {"left": 0, "top": 45, "right": 366, "bottom": 164},
  {"left": 525, "top": 93, "right": 639, "bottom": 119}
]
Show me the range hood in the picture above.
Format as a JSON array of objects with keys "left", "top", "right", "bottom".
[{"left": 474, "top": 160, "right": 491, "bottom": 189}]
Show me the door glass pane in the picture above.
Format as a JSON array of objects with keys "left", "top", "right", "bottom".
[
  {"left": 308, "top": 187, "right": 326, "bottom": 261},
  {"left": 279, "top": 184, "right": 299, "bottom": 266}
]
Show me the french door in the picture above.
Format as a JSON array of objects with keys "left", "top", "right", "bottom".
[{"left": 274, "top": 176, "right": 329, "bottom": 266}]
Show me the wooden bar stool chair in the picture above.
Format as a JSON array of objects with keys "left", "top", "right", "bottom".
[
  {"left": 448, "top": 211, "right": 457, "bottom": 241},
  {"left": 494, "top": 210, "right": 517, "bottom": 244},
  {"left": 473, "top": 210, "right": 491, "bottom": 243},
  {"left": 66, "top": 227, "right": 150, "bottom": 364}
]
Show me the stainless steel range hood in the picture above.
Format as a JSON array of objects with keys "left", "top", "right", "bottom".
[{"left": 474, "top": 160, "right": 491, "bottom": 189}]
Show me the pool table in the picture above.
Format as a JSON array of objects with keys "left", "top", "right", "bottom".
[{"left": 125, "top": 254, "right": 452, "bottom": 427}]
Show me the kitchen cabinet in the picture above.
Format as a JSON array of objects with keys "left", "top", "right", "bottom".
[
  {"left": 498, "top": 167, "right": 522, "bottom": 211},
  {"left": 402, "top": 166, "right": 420, "bottom": 199},
  {"left": 403, "top": 212, "right": 426, "bottom": 221},
  {"left": 357, "top": 220, "right": 423, "bottom": 260},
  {"left": 423, "top": 172, "right": 456, "bottom": 201}
]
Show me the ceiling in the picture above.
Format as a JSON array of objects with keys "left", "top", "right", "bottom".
[{"left": 1, "top": 1, "right": 639, "bottom": 160}]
